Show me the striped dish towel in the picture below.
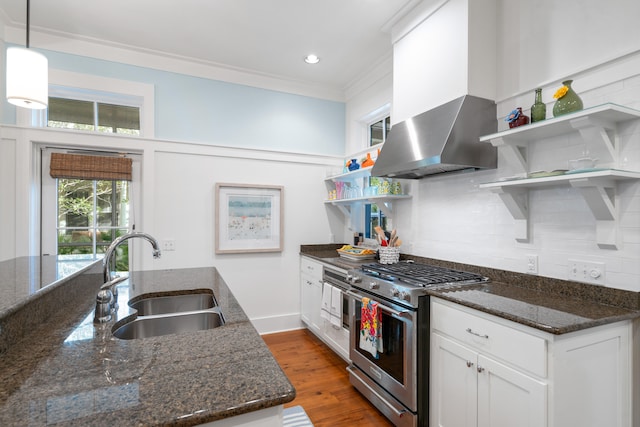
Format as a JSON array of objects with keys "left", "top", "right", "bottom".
[{"left": 283, "top": 405, "right": 313, "bottom": 427}]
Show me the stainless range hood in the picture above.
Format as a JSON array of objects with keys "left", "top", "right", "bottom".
[{"left": 372, "top": 95, "right": 497, "bottom": 179}]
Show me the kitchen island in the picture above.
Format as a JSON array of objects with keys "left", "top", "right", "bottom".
[{"left": 0, "top": 261, "right": 295, "bottom": 426}]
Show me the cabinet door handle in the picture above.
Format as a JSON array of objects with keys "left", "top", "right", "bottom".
[
  {"left": 466, "top": 328, "right": 489, "bottom": 339},
  {"left": 466, "top": 361, "right": 474, "bottom": 368},
  {"left": 477, "top": 365, "right": 485, "bottom": 373}
]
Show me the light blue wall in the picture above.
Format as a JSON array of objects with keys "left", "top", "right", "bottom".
[{"left": 1, "top": 47, "right": 346, "bottom": 156}]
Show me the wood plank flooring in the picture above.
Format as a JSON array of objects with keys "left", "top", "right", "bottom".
[{"left": 262, "top": 329, "right": 394, "bottom": 427}]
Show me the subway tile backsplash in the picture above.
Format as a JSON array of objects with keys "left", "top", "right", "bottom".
[{"left": 405, "top": 76, "right": 640, "bottom": 292}]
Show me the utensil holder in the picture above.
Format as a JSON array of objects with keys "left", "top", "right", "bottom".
[{"left": 378, "top": 246, "right": 400, "bottom": 264}]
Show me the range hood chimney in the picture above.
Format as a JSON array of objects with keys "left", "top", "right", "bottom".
[
  {"left": 376, "top": 0, "right": 498, "bottom": 179},
  {"left": 371, "top": 95, "right": 497, "bottom": 179}
]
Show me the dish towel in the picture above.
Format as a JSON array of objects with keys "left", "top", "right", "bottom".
[
  {"left": 359, "top": 297, "right": 383, "bottom": 359},
  {"left": 321, "top": 283, "right": 332, "bottom": 321},
  {"left": 330, "top": 286, "right": 342, "bottom": 328}
]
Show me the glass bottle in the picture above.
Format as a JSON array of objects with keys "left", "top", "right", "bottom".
[{"left": 531, "top": 88, "right": 546, "bottom": 122}]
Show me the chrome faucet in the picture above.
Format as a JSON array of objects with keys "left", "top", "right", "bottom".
[{"left": 94, "top": 231, "right": 162, "bottom": 323}]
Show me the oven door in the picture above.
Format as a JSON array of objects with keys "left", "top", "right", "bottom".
[{"left": 347, "top": 288, "right": 417, "bottom": 412}]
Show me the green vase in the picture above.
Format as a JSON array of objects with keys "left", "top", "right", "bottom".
[
  {"left": 552, "top": 80, "right": 583, "bottom": 117},
  {"left": 530, "top": 88, "right": 546, "bottom": 122}
]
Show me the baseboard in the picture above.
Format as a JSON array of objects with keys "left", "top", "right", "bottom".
[{"left": 251, "top": 313, "right": 304, "bottom": 335}]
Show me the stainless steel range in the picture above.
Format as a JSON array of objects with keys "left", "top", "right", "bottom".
[{"left": 345, "top": 260, "right": 488, "bottom": 427}]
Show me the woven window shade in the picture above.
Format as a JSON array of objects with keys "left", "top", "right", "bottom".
[{"left": 50, "top": 153, "right": 132, "bottom": 181}]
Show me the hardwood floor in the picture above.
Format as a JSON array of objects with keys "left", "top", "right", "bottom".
[{"left": 262, "top": 329, "right": 394, "bottom": 427}]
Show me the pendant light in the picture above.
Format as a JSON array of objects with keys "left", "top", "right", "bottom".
[{"left": 6, "top": 0, "right": 48, "bottom": 109}]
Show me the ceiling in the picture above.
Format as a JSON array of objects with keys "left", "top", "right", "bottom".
[{"left": 1, "top": 0, "right": 417, "bottom": 95}]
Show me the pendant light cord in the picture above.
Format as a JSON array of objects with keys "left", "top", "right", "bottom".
[{"left": 26, "top": 0, "right": 31, "bottom": 48}]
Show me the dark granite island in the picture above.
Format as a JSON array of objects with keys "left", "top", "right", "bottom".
[{"left": 0, "top": 263, "right": 295, "bottom": 427}]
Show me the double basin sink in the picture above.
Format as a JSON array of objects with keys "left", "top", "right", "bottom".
[{"left": 112, "top": 289, "right": 225, "bottom": 340}]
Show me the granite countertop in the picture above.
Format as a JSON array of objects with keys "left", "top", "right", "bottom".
[
  {"left": 0, "top": 266, "right": 295, "bottom": 427},
  {"left": 300, "top": 245, "right": 640, "bottom": 335},
  {"left": 0, "top": 255, "right": 99, "bottom": 315}
]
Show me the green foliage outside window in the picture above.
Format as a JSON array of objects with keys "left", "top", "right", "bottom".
[{"left": 57, "top": 178, "right": 130, "bottom": 271}]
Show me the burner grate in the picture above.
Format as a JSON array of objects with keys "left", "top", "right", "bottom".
[{"left": 361, "top": 262, "right": 487, "bottom": 287}]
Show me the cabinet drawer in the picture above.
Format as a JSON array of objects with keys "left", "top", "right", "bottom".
[
  {"left": 431, "top": 299, "right": 547, "bottom": 378},
  {"left": 300, "top": 257, "right": 323, "bottom": 280}
]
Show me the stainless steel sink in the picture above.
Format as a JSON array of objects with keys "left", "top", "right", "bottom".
[
  {"left": 129, "top": 291, "right": 216, "bottom": 316},
  {"left": 112, "top": 309, "right": 224, "bottom": 340}
]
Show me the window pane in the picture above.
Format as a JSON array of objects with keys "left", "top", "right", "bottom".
[
  {"left": 57, "top": 230, "right": 93, "bottom": 255},
  {"left": 58, "top": 179, "right": 95, "bottom": 227},
  {"left": 96, "top": 181, "right": 129, "bottom": 227},
  {"left": 97, "top": 103, "right": 140, "bottom": 135},
  {"left": 370, "top": 116, "right": 391, "bottom": 146},
  {"left": 48, "top": 97, "right": 95, "bottom": 130},
  {"left": 370, "top": 119, "right": 385, "bottom": 146}
]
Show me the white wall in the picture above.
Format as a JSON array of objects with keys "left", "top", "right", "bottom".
[
  {"left": 151, "top": 144, "right": 340, "bottom": 332},
  {"left": 0, "top": 126, "right": 342, "bottom": 333}
]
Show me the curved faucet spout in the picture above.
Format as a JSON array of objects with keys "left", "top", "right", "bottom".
[
  {"left": 103, "top": 232, "right": 162, "bottom": 283},
  {"left": 95, "top": 231, "right": 161, "bottom": 324}
]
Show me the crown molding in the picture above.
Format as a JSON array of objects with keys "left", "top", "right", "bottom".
[{"left": 4, "top": 25, "right": 346, "bottom": 102}]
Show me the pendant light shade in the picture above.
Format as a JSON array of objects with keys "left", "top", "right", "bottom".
[
  {"left": 5, "top": 0, "right": 48, "bottom": 110},
  {"left": 6, "top": 47, "right": 49, "bottom": 109}
]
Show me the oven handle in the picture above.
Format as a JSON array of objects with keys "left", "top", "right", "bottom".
[{"left": 346, "top": 290, "right": 411, "bottom": 318}]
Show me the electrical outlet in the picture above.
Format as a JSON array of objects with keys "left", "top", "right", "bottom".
[
  {"left": 568, "top": 259, "right": 606, "bottom": 285},
  {"left": 162, "top": 240, "right": 176, "bottom": 251},
  {"left": 526, "top": 255, "right": 538, "bottom": 274}
]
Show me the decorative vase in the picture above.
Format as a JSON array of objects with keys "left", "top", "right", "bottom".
[
  {"left": 361, "top": 153, "right": 375, "bottom": 167},
  {"left": 348, "top": 158, "right": 360, "bottom": 171},
  {"left": 530, "top": 88, "right": 546, "bottom": 122},
  {"left": 552, "top": 80, "right": 583, "bottom": 117},
  {"left": 506, "top": 107, "right": 529, "bottom": 128}
]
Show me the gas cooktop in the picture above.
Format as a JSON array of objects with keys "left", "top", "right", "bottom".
[
  {"left": 360, "top": 261, "right": 488, "bottom": 288},
  {"left": 347, "top": 261, "right": 489, "bottom": 307}
]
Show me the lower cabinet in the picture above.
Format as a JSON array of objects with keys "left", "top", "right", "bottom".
[
  {"left": 432, "top": 333, "right": 545, "bottom": 427},
  {"left": 430, "top": 297, "right": 633, "bottom": 427},
  {"left": 322, "top": 318, "right": 350, "bottom": 361},
  {"left": 300, "top": 256, "right": 350, "bottom": 362},
  {"left": 300, "top": 271, "right": 322, "bottom": 334}
]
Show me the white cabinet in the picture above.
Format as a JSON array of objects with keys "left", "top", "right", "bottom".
[
  {"left": 322, "top": 317, "right": 349, "bottom": 361},
  {"left": 324, "top": 166, "right": 410, "bottom": 231},
  {"left": 430, "top": 297, "right": 633, "bottom": 427},
  {"left": 300, "top": 257, "right": 323, "bottom": 334},
  {"left": 300, "top": 256, "right": 350, "bottom": 362},
  {"left": 479, "top": 103, "right": 640, "bottom": 248}
]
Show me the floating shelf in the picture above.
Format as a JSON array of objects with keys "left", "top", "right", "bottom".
[
  {"left": 325, "top": 166, "right": 374, "bottom": 182},
  {"left": 480, "top": 169, "right": 640, "bottom": 249},
  {"left": 480, "top": 103, "right": 640, "bottom": 174},
  {"left": 324, "top": 167, "right": 411, "bottom": 230}
]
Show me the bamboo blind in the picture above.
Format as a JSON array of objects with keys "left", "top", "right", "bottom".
[{"left": 50, "top": 153, "right": 132, "bottom": 181}]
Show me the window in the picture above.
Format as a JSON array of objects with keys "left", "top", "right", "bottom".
[
  {"left": 366, "top": 114, "right": 391, "bottom": 237},
  {"left": 56, "top": 178, "right": 131, "bottom": 269},
  {"left": 47, "top": 97, "right": 141, "bottom": 135},
  {"left": 17, "top": 69, "right": 154, "bottom": 137},
  {"left": 41, "top": 150, "right": 141, "bottom": 274},
  {"left": 369, "top": 116, "right": 391, "bottom": 146}
]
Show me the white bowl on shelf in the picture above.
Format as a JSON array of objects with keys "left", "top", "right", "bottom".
[{"left": 568, "top": 157, "right": 598, "bottom": 171}]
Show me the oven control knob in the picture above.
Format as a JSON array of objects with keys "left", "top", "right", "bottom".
[
  {"left": 368, "top": 282, "right": 379, "bottom": 290},
  {"left": 346, "top": 274, "right": 361, "bottom": 284},
  {"left": 390, "top": 288, "right": 400, "bottom": 297},
  {"left": 400, "top": 292, "right": 411, "bottom": 301}
]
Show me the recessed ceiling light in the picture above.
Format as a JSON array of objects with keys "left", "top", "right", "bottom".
[{"left": 304, "top": 54, "right": 320, "bottom": 64}]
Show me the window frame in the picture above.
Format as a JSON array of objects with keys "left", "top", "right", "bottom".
[
  {"left": 40, "top": 147, "right": 142, "bottom": 258},
  {"left": 17, "top": 69, "right": 155, "bottom": 138}
]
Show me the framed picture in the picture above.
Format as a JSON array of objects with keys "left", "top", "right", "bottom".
[{"left": 215, "top": 183, "right": 284, "bottom": 254}]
